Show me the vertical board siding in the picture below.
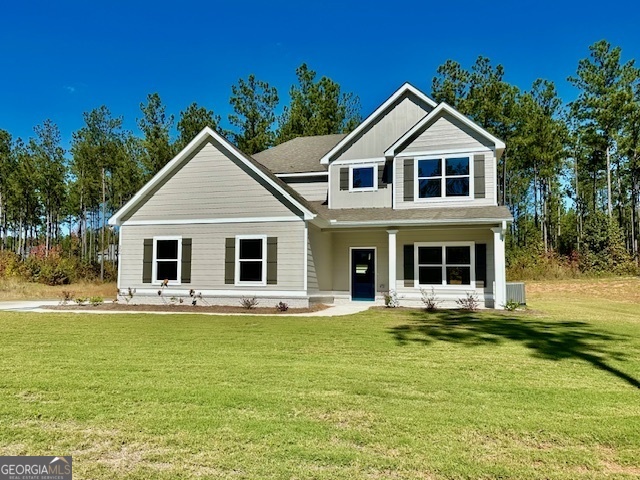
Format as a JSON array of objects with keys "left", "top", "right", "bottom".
[
  {"left": 474, "top": 154, "right": 486, "bottom": 198},
  {"left": 120, "top": 222, "right": 306, "bottom": 291},
  {"left": 126, "top": 142, "right": 299, "bottom": 221},
  {"left": 336, "top": 95, "right": 432, "bottom": 161}
]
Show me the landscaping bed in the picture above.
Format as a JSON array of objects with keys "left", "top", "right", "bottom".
[{"left": 45, "top": 302, "right": 329, "bottom": 314}]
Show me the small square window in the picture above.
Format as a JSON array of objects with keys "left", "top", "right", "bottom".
[{"left": 351, "top": 166, "right": 376, "bottom": 190}]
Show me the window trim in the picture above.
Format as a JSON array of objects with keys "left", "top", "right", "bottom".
[
  {"left": 152, "top": 236, "right": 182, "bottom": 286},
  {"left": 414, "top": 155, "right": 474, "bottom": 202},
  {"left": 414, "top": 241, "right": 475, "bottom": 289},
  {"left": 235, "top": 235, "right": 267, "bottom": 287},
  {"left": 349, "top": 164, "right": 378, "bottom": 192}
]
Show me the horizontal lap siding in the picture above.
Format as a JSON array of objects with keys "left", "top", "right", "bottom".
[
  {"left": 288, "top": 182, "right": 328, "bottom": 202},
  {"left": 119, "top": 222, "right": 305, "bottom": 291},
  {"left": 307, "top": 224, "right": 333, "bottom": 292},
  {"left": 330, "top": 161, "right": 392, "bottom": 208},
  {"left": 395, "top": 228, "right": 494, "bottom": 296},
  {"left": 395, "top": 117, "right": 497, "bottom": 208},
  {"left": 127, "top": 142, "right": 298, "bottom": 221}
]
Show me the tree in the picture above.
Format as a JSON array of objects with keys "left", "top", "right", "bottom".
[
  {"left": 228, "top": 74, "right": 279, "bottom": 154},
  {"left": 176, "top": 102, "right": 221, "bottom": 151},
  {"left": 276, "top": 63, "right": 361, "bottom": 144},
  {"left": 0, "top": 129, "right": 13, "bottom": 249},
  {"left": 138, "top": 93, "right": 175, "bottom": 179},
  {"left": 431, "top": 60, "right": 470, "bottom": 108}
]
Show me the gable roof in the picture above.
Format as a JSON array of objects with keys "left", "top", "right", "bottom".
[
  {"left": 384, "top": 102, "right": 506, "bottom": 158},
  {"left": 108, "top": 127, "right": 316, "bottom": 226},
  {"left": 252, "top": 134, "right": 345, "bottom": 174},
  {"left": 319, "top": 83, "right": 437, "bottom": 165}
]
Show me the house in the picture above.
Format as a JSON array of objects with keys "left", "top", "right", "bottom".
[{"left": 108, "top": 83, "right": 512, "bottom": 308}]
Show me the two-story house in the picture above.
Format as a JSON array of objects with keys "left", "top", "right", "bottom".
[{"left": 109, "top": 83, "right": 512, "bottom": 308}]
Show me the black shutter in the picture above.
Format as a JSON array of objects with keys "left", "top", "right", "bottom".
[
  {"left": 267, "top": 237, "right": 277, "bottom": 285},
  {"left": 142, "top": 239, "right": 153, "bottom": 283},
  {"left": 474, "top": 154, "right": 485, "bottom": 199},
  {"left": 378, "top": 164, "right": 387, "bottom": 189},
  {"left": 224, "top": 238, "right": 235, "bottom": 285},
  {"left": 403, "top": 244, "right": 414, "bottom": 287},
  {"left": 403, "top": 159, "right": 414, "bottom": 201},
  {"left": 475, "top": 243, "right": 487, "bottom": 288},
  {"left": 181, "top": 238, "right": 192, "bottom": 283},
  {"left": 339, "top": 168, "right": 349, "bottom": 190}
]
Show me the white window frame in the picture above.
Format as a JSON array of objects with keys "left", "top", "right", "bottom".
[
  {"left": 235, "top": 235, "right": 267, "bottom": 287},
  {"left": 152, "top": 236, "right": 182, "bottom": 286},
  {"left": 414, "top": 155, "right": 473, "bottom": 202},
  {"left": 414, "top": 241, "right": 475, "bottom": 289},
  {"left": 349, "top": 164, "right": 378, "bottom": 192}
]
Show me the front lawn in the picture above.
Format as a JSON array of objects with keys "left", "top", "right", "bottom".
[{"left": 0, "top": 279, "right": 638, "bottom": 479}]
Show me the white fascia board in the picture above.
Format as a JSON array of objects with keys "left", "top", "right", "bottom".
[
  {"left": 131, "top": 288, "right": 309, "bottom": 298},
  {"left": 319, "top": 83, "right": 437, "bottom": 166},
  {"left": 109, "top": 126, "right": 315, "bottom": 226},
  {"left": 122, "top": 216, "right": 303, "bottom": 226},
  {"left": 327, "top": 217, "right": 513, "bottom": 228},
  {"left": 384, "top": 103, "right": 507, "bottom": 158},
  {"left": 275, "top": 172, "right": 328, "bottom": 178}
]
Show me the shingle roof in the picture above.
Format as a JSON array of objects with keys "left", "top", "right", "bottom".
[
  {"left": 310, "top": 202, "right": 512, "bottom": 225},
  {"left": 252, "top": 134, "right": 346, "bottom": 174}
]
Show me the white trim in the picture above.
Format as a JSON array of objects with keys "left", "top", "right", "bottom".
[
  {"left": 132, "top": 288, "right": 308, "bottom": 298},
  {"left": 234, "top": 235, "right": 267, "bottom": 287},
  {"left": 152, "top": 236, "right": 182, "bottom": 286},
  {"left": 303, "top": 223, "right": 308, "bottom": 292},
  {"left": 122, "top": 216, "right": 301, "bottom": 226},
  {"left": 348, "top": 164, "right": 378, "bottom": 192},
  {"left": 384, "top": 103, "right": 506, "bottom": 158},
  {"left": 117, "top": 227, "right": 123, "bottom": 289},
  {"left": 413, "top": 155, "right": 474, "bottom": 203},
  {"left": 395, "top": 146, "right": 493, "bottom": 158},
  {"left": 332, "top": 157, "right": 386, "bottom": 166},
  {"left": 320, "top": 83, "right": 436, "bottom": 165},
  {"left": 108, "top": 126, "right": 315, "bottom": 226},
  {"left": 414, "top": 241, "right": 475, "bottom": 289},
  {"left": 328, "top": 217, "right": 513, "bottom": 227},
  {"left": 275, "top": 172, "right": 328, "bottom": 178},
  {"left": 349, "top": 246, "right": 377, "bottom": 301},
  {"left": 492, "top": 222, "right": 507, "bottom": 309},
  {"left": 387, "top": 230, "right": 398, "bottom": 292}
]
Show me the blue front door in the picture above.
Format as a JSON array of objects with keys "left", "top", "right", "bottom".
[{"left": 351, "top": 249, "right": 375, "bottom": 301}]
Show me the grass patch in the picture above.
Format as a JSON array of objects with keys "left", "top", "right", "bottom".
[
  {"left": 0, "top": 278, "right": 116, "bottom": 301},
  {"left": 0, "top": 278, "right": 638, "bottom": 478}
]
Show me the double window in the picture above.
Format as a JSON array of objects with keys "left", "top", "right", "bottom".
[
  {"left": 235, "top": 236, "right": 266, "bottom": 285},
  {"left": 416, "top": 243, "right": 474, "bottom": 286},
  {"left": 349, "top": 164, "right": 377, "bottom": 191},
  {"left": 416, "top": 156, "right": 470, "bottom": 199},
  {"left": 153, "top": 237, "right": 182, "bottom": 284}
]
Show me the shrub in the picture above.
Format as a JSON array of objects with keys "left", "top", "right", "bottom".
[
  {"left": 240, "top": 297, "right": 259, "bottom": 309},
  {"left": 74, "top": 297, "right": 87, "bottom": 305},
  {"left": 60, "top": 290, "right": 74, "bottom": 305},
  {"left": 456, "top": 292, "right": 480, "bottom": 311},
  {"left": 420, "top": 287, "right": 441, "bottom": 311},
  {"left": 275, "top": 301, "right": 289, "bottom": 312},
  {"left": 384, "top": 290, "right": 399, "bottom": 308},
  {"left": 89, "top": 296, "right": 103, "bottom": 306}
]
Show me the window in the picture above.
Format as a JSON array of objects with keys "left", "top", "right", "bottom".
[
  {"left": 153, "top": 237, "right": 181, "bottom": 284},
  {"left": 416, "top": 243, "right": 473, "bottom": 286},
  {"left": 416, "top": 156, "right": 470, "bottom": 199},
  {"left": 349, "top": 165, "right": 377, "bottom": 191},
  {"left": 235, "top": 236, "right": 266, "bottom": 285}
]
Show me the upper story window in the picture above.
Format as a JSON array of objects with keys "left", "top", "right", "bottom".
[
  {"left": 153, "top": 237, "right": 182, "bottom": 284},
  {"left": 416, "top": 156, "right": 470, "bottom": 199},
  {"left": 349, "top": 165, "right": 377, "bottom": 191}
]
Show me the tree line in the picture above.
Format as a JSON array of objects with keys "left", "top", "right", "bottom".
[{"left": 0, "top": 41, "right": 639, "bottom": 284}]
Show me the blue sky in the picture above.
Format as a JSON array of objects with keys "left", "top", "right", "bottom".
[{"left": 1, "top": 0, "right": 639, "bottom": 150}]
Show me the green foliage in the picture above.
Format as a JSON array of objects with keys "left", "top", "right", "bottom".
[
  {"left": 276, "top": 63, "right": 361, "bottom": 144},
  {"left": 504, "top": 299, "right": 520, "bottom": 311},
  {"left": 138, "top": 93, "right": 175, "bottom": 179},
  {"left": 89, "top": 296, "right": 104, "bottom": 306},
  {"left": 228, "top": 74, "right": 279, "bottom": 154},
  {"left": 176, "top": 102, "right": 221, "bottom": 150}
]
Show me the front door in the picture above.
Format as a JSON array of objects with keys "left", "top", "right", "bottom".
[{"left": 351, "top": 248, "right": 375, "bottom": 301}]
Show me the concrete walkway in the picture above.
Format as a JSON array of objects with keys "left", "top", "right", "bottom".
[{"left": 0, "top": 300, "right": 373, "bottom": 317}]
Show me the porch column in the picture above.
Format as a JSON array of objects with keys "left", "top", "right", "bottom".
[
  {"left": 387, "top": 229, "right": 398, "bottom": 292},
  {"left": 491, "top": 222, "right": 507, "bottom": 309}
]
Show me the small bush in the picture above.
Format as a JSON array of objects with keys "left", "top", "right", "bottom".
[
  {"left": 456, "top": 292, "right": 480, "bottom": 311},
  {"left": 504, "top": 299, "right": 520, "bottom": 311},
  {"left": 60, "top": 290, "right": 74, "bottom": 305},
  {"left": 240, "top": 297, "right": 259, "bottom": 309},
  {"left": 384, "top": 290, "right": 399, "bottom": 308},
  {"left": 420, "top": 287, "right": 441, "bottom": 311},
  {"left": 275, "top": 301, "right": 289, "bottom": 312},
  {"left": 89, "top": 296, "right": 103, "bottom": 306},
  {"left": 74, "top": 296, "right": 87, "bottom": 305}
]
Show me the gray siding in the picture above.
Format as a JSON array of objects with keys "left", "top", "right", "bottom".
[
  {"left": 119, "top": 222, "right": 306, "bottom": 291},
  {"left": 336, "top": 94, "right": 431, "bottom": 161},
  {"left": 329, "top": 161, "right": 392, "bottom": 209},
  {"left": 331, "top": 230, "right": 389, "bottom": 294},
  {"left": 126, "top": 141, "right": 300, "bottom": 222},
  {"left": 288, "top": 181, "right": 328, "bottom": 202},
  {"left": 307, "top": 224, "right": 333, "bottom": 292}
]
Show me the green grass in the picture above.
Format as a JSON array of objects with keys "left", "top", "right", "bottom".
[{"left": 0, "top": 281, "right": 639, "bottom": 479}]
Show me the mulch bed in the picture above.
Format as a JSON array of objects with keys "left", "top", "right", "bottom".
[{"left": 45, "top": 302, "right": 329, "bottom": 315}]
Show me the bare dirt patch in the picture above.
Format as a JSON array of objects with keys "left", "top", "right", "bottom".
[{"left": 45, "top": 302, "right": 329, "bottom": 315}]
